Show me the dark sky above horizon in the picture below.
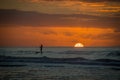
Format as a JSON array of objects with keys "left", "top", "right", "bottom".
[{"left": 0, "top": 0, "right": 120, "bottom": 47}]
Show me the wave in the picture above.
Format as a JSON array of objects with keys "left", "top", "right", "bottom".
[
  {"left": 0, "top": 55, "right": 120, "bottom": 67},
  {"left": 0, "top": 64, "right": 26, "bottom": 67},
  {"left": 107, "top": 51, "right": 120, "bottom": 57}
]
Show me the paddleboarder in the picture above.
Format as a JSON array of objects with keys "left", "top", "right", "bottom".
[{"left": 40, "top": 44, "right": 43, "bottom": 54}]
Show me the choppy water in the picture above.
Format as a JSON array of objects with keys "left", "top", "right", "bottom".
[
  {"left": 0, "top": 47, "right": 120, "bottom": 80},
  {"left": 0, "top": 47, "right": 120, "bottom": 59}
]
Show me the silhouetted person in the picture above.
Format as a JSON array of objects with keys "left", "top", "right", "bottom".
[{"left": 40, "top": 44, "right": 43, "bottom": 54}]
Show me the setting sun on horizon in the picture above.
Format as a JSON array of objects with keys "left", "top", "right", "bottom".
[
  {"left": 74, "top": 43, "right": 84, "bottom": 47},
  {"left": 0, "top": 26, "right": 119, "bottom": 47},
  {"left": 1, "top": 27, "right": 119, "bottom": 47}
]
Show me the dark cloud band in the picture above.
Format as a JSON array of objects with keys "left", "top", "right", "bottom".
[{"left": 0, "top": 9, "right": 119, "bottom": 29}]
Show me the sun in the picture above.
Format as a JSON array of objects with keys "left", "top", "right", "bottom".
[{"left": 74, "top": 43, "right": 84, "bottom": 47}]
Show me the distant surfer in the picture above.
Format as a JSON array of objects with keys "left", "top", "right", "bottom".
[{"left": 40, "top": 44, "right": 43, "bottom": 54}]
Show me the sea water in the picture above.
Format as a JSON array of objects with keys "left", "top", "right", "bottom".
[{"left": 0, "top": 47, "right": 120, "bottom": 80}]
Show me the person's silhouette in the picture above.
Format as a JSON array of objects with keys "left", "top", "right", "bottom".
[{"left": 40, "top": 44, "right": 43, "bottom": 54}]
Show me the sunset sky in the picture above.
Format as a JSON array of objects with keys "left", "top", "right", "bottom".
[{"left": 0, "top": 0, "right": 120, "bottom": 47}]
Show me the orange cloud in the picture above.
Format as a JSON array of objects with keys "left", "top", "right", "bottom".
[
  {"left": 0, "top": 0, "right": 119, "bottom": 17},
  {"left": 0, "top": 26, "right": 119, "bottom": 47},
  {"left": 16, "top": 0, "right": 120, "bottom": 16}
]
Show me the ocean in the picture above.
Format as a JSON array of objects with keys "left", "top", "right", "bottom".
[{"left": 0, "top": 47, "right": 120, "bottom": 80}]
